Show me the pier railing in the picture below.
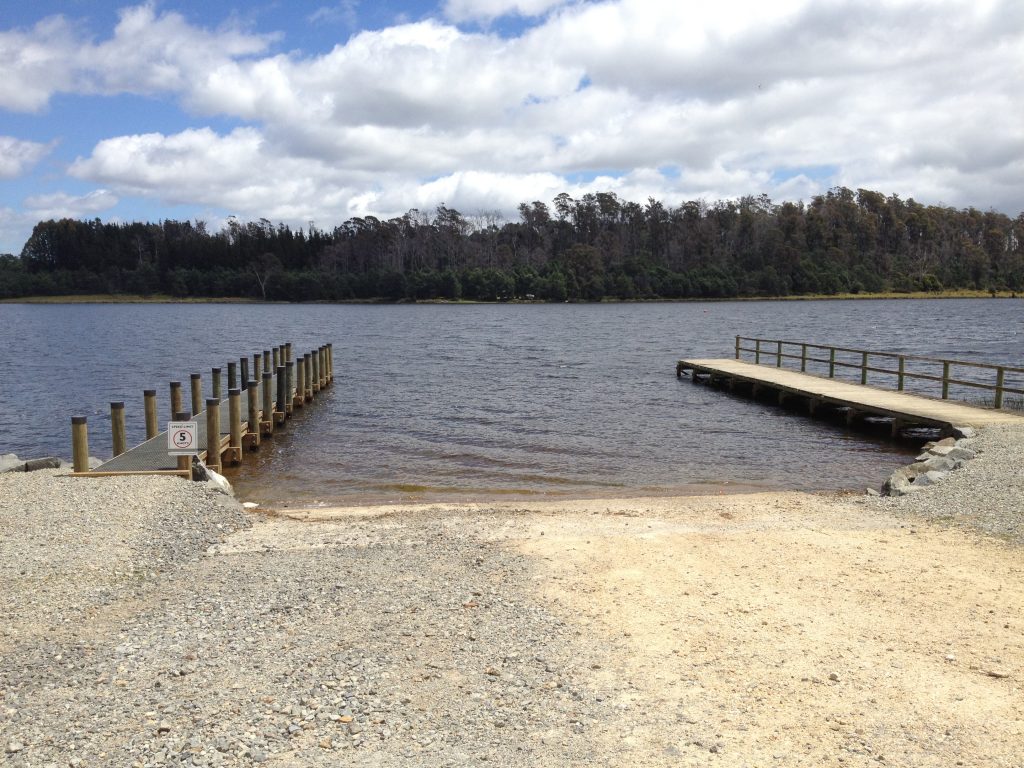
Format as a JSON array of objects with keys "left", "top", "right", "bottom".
[{"left": 735, "top": 336, "right": 1024, "bottom": 409}]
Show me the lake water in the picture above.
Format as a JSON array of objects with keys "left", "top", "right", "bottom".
[{"left": 1, "top": 299, "right": 1021, "bottom": 506}]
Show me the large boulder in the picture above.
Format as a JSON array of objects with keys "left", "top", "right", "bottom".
[
  {"left": 23, "top": 457, "right": 62, "bottom": 472},
  {"left": 882, "top": 466, "right": 918, "bottom": 496},
  {"left": 912, "top": 470, "right": 948, "bottom": 488},
  {"left": 0, "top": 453, "right": 24, "bottom": 473}
]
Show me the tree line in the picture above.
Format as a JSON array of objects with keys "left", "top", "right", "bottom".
[{"left": 3, "top": 187, "right": 1023, "bottom": 301}]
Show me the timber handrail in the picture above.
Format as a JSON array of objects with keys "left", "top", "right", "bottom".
[{"left": 734, "top": 336, "right": 1023, "bottom": 409}]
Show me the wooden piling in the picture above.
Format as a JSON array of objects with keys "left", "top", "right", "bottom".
[
  {"left": 111, "top": 401, "right": 127, "bottom": 457},
  {"left": 252, "top": 354, "right": 261, "bottom": 381},
  {"left": 240, "top": 357, "right": 249, "bottom": 391},
  {"left": 273, "top": 346, "right": 280, "bottom": 370},
  {"left": 72, "top": 416, "right": 89, "bottom": 473},
  {"left": 206, "top": 398, "right": 221, "bottom": 472},
  {"left": 190, "top": 373, "right": 202, "bottom": 416},
  {"left": 326, "top": 343, "right": 333, "bottom": 382},
  {"left": 227, "top": 361, "right": 237, "bottom": 392},
  {"left": 312, "top": 351, "right": 320, "bottom": 394},
  {"left": 284, "top": 343, "right": 292, "bottom": 364},
  {"left": 228, "top": 388, "right": 243, "bottom": 463},
  {"left": 295, "top": 358, "right": 305, "bottom": 408},
  {"left": 144, "top": 389, "right": 158, "bottom": 440},
  {"left": 175, "top": 410, "right": 192, "bottom": 475},
  {"left": 170, "top": 381, "right": 183, "bottom": 418},
  {"left": 212, "top": 367, "right": 222, "bottom": 400},
  {"left": 262, "top": 371, "right": 274, "bottom": 435},
  {"left": 286, "top": 360, "right": 295, "bottom": 415},
  {"left": 246, "top": 379, "right": 261, "bottom": 448},
  {"left": 275, "top": 366, "right": 287, "bottom": 425},
  {"left": 304, "top": 354, "right": 313, "bottom": 401},
  {"left": 263, "top": 350, "right": 271, "bottom": 376}
]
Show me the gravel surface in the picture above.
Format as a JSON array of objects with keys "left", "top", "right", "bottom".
[
  {"left": 865, "top": 423, "right": 1024, "bottom": 544},
  {"left": 1, "top": 427, "right": 1022, "bottom": 767}
]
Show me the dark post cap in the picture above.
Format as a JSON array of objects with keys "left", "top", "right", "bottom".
[
  {"left": 206, "top": 398, "right": 219, "bottom": 406},
  {"left": 191, "top": 373, "right": 201, "bottom": 380},
  {"left": 228, "top": 387, "right": 241, "bottom": 396},
  {"left": 111, "top": 401, "right": 124, "bottom": 409},
  {"left": 72, "top": 416, "right": 87, "bottom": 425},
  {"left": 144, "top": 389, "right": 156, "bottom": 396}
]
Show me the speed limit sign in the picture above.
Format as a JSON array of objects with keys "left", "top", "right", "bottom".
[{"left": 168, "top": 421, "right": 198, "bottom": 455}]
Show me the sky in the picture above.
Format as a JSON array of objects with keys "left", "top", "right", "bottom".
[{"left": 1, "top": 0, "right": 1022, "bottom": 254}]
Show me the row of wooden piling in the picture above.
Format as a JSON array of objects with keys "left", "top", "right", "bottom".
[{"left": 71, "top": 343, "right": 333, "bottom": 476}]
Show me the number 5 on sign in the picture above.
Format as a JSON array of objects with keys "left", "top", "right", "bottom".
[{"left": 168, "top": 421, "right": 197, "bottom": 455}]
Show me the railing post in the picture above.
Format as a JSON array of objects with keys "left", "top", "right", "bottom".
[
  {"left": 170, "top": 381, "right": 183, "bottom": 418},
  {"left": 755, "top": 339, "right": 761, "bottom": 365},
  {"left": 898, "top": 356, "right": 905, "bottom": 391},
  {"left": 205, "top": 398, "right": 221, "bottom": 472},
  {"left": 800, "top": 344, "right": 807, "bottom": 372},
  {"left": 190, "top": 373, "right": 203, "bottom": 417},
  {"left": 776, "top": 341, "right": 783, "bottom": 368},
  {"left": 829, "top": 348, "right": 836, "bottom": 378},
  {"left": 995, "top": 367, "right": 1005, "bottom": 409},
  {"left": 861, "top": 352, "right": 868, "bottom": 385},
  {"left": 942, "top": 361, "right": 950, "bottom": 399},
  {"left": 228, "top": 387, "right": 243, "bottom": 463},
  {"left": 735, "top": 336, "right": 740, "bottom": 360},
  {"left": 246, "top": 379, "right": 261, "bottom": 448},
  {"left": 111, "top": 402, "right": 126, "bottom": 457},
  {"left": 144, "top": 389, "right": 158, "bottom": 440},
  {"left": 212, "top": 367, "right": 222, "bottom": 401},
  {"left": 72, "top": 416, "right": 89, "bottom": 473},
  {"left": 262, "top": 371, "right": 274, "bottom": 435}
]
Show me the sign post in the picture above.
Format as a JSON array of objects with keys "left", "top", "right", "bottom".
[{"left": 167, "top": 420, "right": 198, "bottom": 456}]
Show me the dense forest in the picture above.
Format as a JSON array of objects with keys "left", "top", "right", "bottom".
[{"left": 2, "top": 187, "right": 1023, "bottom": 301}]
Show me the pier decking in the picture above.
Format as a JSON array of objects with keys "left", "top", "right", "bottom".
[{"left": 677, "top": 358, "right": 1024, "bottom": 435}]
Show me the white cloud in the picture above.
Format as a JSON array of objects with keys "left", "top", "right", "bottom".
[
  {"left": 443, "top": 0, "right": 570, "bottom": 23},
  {"left": 24, "top": 189, "right": 119, "bottom": 220},
  {"left": 4, "top": 0, "right": 1023, "bottom": 250},
  {"left": 0, "top": 136, "right": 53, "bottom": 178},
  {"left": 0, "top": 3, "right": 271, "bottom": 112}
]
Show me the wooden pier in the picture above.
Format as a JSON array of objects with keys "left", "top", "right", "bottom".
[
  {"left": 70, "top": 342, "right": 334, "bottom": 478},
  {"left": 678, "top": 337, "right": 1024, "bottom": 436}
]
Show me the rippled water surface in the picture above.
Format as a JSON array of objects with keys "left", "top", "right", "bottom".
[{"left": 1, "top": 299, "right": 1021, "bottom": 504}]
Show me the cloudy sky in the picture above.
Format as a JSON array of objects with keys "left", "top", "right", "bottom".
[{"left": 1, "top": 0, "right": 1022, "bottom": 253}]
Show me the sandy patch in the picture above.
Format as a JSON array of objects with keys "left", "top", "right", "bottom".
[{"left": 213, "top": 492, "right": 1023, "bottom": 766}]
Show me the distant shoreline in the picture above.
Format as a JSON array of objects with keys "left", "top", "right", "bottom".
[{"left": 1, "top": 288, "right": 1020, "bottom": 305}]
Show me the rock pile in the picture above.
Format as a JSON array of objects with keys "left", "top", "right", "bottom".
[{"left": 881, "top": 427, "right": 978, "bottom": 496}]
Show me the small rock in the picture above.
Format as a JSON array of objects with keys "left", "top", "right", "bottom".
[{"left": 6, "top": 741, "right": 24, "bottom": 753}]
